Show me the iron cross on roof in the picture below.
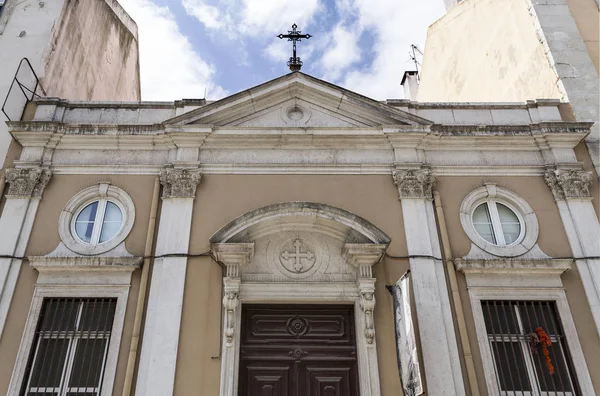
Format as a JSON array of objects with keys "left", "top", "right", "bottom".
[{"left": 277, "top": 23, "right": 311, "bottom": 72}]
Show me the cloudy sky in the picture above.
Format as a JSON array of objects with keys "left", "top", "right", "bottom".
[{"left": 118, "top": 0, "right": 445, "bottom": 101}]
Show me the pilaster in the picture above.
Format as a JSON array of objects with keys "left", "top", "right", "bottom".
[
  {"left": 212, "top": 243, "right": 254, "bottom": 396},
  {"left": 544, "top": 167, "right": 600, "bottom": 335},
  {"left": 392, "top": 167, "right": 466, "bottom": 396},
  {"left": 0, "top": 166, "right": 52, "bottom": 338},
  {"left": 135, "top": 166, "right": 202, "bottom": 396},
  {"left": 343, "top": 243, "right": 386, "bottom": 396}
]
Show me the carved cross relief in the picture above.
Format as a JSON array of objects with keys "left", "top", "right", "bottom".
[{"left": 280, "top": 238, "right": 315, "bottom": 272}]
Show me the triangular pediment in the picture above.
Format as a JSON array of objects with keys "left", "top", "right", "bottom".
[{"left": 164, "top": 72, "right": 433, "bottom": 127}]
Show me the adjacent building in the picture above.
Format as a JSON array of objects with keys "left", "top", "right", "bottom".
[
  {"left": 0, "top": 0, "right": 141, "bottom": 169},
  {"left": 418, "top": 0, "right": 600, "bottom": 176},
  {"left": 0, "top": 71, "right": 598, "bottom": 396}
]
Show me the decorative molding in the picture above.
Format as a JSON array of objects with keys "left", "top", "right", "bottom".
[
  {"left": 544, "top": 168, "right": 593, "bottom": 200},
  {"left": 358, "top": 278, "right": 376, "bottom": 345},
  {"left": 159, "top": 167, "right": 202, "bottom": 198},
  {"left": 212, "top": 243, "right": 255, "bottom": 278},
  {"left": 212, "top": 243, "right": 254, "bottom": 347},
  {"left": 223, "top": 278, "right": 240, "bottom": 347},
  {"left": 5, "top": 167, "right": 52, "bottom": 198},
  {"left": 343, "top": 243, "right": 387, "bottom": 279},
  {"left": 454, "top": 258, "right": 572, "bottom": 275},
  {"left": 392, "top": 167, "right": 435, "bottom": 200}
]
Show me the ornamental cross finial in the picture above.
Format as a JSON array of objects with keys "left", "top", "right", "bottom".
[
  {"left": 281, "top": 239, "right": 315, "bottom": 272},
  {"left": 277, "top": 23, "right": 311, "bottom": 72}
]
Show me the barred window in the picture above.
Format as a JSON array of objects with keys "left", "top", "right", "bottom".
[
  {"left": 20, "top": 298, "right": 117, "bottom": 396},
  {"left": 482, "top": 301, "right": 579, "bottom": 396}
]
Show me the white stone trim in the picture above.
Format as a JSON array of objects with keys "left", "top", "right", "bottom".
[
  {"left": 135, "top": 196, "right": 195, "bottom": 396},
  {"left": 6, "top": 257, "right": 139, "bottom": 396},
  {"left": 215, "top": 241, "right": 385, "bottom": 396},
  {"left": 401, "top": 197, "right": 466, "bottom": 396},
  {"left": 50, "top": 163, "right": 553, "bottom": 176},
  {"left": 468, "top": 287, "right": 595, "bottom": 396},
  {"left": 58, "top": 183, "right": 135, "bottom": 255},
  {"left": 0, "top": 198, "right": 40, "bottom": 339},
  {"left": 460, "top": 184, "right": 539, "bottom": 257}
]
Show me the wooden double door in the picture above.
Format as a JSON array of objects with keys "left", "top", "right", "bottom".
[{"left": 238, "top": 304, "right": 360, "bottom": 396}]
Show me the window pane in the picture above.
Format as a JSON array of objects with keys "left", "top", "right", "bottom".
[
  {"left": 491, "top": 341, "right": 532, "bottom": 391},
  {"left": 482, "top": 301, "right": 519, "bottom": 335},
  {"left": 39, "top": 299, "right": 79, "bottom": 332},
  {"left": 74, "top": 202, "right": 98, "bottom": 243},
  {"left": 28, "top": 338, "right": 69, "bottom": 388},
  {"left": 79, "top": 300, "right": 116, "bottom": 332},
  {"left": 98, "top": 202, "right": 122, "bottom": 243},
  {"left": 532, "top": 341, "right": 574, "bottom": 393},
  {"left": 473, "top": 203, "right": 496, "bottom": 244},
  {"left": 68, "top": 339, "right": 108, "bottom": 388},
  {"left": 497, "top": 203, "right": 521, "bottom": 244}
]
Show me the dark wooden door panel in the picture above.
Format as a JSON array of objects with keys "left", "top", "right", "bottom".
[
  {"left": 239, "top": 305, "right": 359, "bottom": 396},
  {"left": 302, "top": 363, "right": 358, "bottom": 396},
  {"left": 240, "top": 362, "right": 292, "bottom": 396}
]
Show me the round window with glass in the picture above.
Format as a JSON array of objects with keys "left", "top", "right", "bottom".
[
  {"left": 472, "top": 201, "right": 522, "bottom": 246},
  {"left": 73, "top": 199, "right": 123, "bottom": 245}
]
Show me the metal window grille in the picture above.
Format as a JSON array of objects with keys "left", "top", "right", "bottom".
[
  {"left": 482, "top": 300, "right": 580, "bottom": 396},
  {"left": 20, "top": 298, "right": 117, "bottom": 396}
]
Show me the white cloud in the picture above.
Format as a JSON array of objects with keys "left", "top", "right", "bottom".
[
  {"left": 263, "top": 41, "right": 290, "bottom": 63},
  {"left": 320, "top": 24, "right": 362, "bottom": 80},
  {"left": 336, "top": 0, "right": 445, "bottom": 99},
  {"left": 118, "top": 0, "right": 228, "bottom": 101},
  {"left": 182, "top": 0, "right": 323, "bottom": 37},
  {"left": 181, "top": 0, "right": 224, "bottom": 30}
]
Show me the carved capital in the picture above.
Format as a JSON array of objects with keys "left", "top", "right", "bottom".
[
  {"left": 392, "top": 168, "right": 435, "bottom": 200},
  {"left": 544, "top": 168, "right": 592, "bottom": 200},
  {"left": 212, "top": 243, "right": 255, "bottom": 278},
  {"left": 159, "top": 167, "right": 202, "bottom": 198},
  {"left": 5, "top": 167, "right": 52, "bottom": 198}
]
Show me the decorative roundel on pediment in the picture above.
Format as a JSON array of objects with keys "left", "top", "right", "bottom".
[
  {"left": 267, "top": 234, "right": 328, "bottom": 279},
  {"left": 281, "top": 104, "right": 311, "bottom": 125}
]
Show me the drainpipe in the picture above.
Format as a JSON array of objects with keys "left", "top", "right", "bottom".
[
  {"left": 122, "top": 177, "right": 160, "bottom": 396},
  {"left": 0, "top": 171, "right": 5, "bottom": 202},
  {"left": 433, "top": 191, "right": 480, "bottom": 396}
]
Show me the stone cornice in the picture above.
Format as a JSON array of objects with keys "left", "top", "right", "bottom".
[
  {"left": 5, "top": 167, "right": 52, "bottom": 198},
  {"left": 29, "top": 256, "right": 142, "bottom": 273},
  {"left": 454, "top": 259, "right": 572, "bottom": 275},
  {"left": 159, "top": 167, "right": 202, "bottom": 198},
  {"left": 544, "top": 168, "right": 593, "bottom": 200},
  {"left": 392, "top": 167, "right": 435, "bottom": 200}
]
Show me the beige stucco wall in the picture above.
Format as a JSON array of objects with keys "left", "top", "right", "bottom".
[
  {"left": 438, "top": 175, "right": 600, "bottom": 394},
  {"left": 566, "top": 0, "right": 600, "bottom": 73},
  {"left": 42, "top": 0, "right": 141, "bottom": 101},
  {"left": 418, "top": 0, "right": 565, "bottom": 102},
  {"left": 0, "top": 175, "right": 154, "bottom": 395},
  {"left": 574, "top": 141, "right": 600, "bottom": 222},
  {"left": 175, "top": 174, "right": 413, "bottom": 395}
]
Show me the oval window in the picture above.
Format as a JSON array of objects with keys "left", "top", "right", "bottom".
[
  {"left": 74, "top": 200, "right": 123, "bottom": 245},
  {"left": 472, "top": 201, "right": 522, "bottom": 246}
]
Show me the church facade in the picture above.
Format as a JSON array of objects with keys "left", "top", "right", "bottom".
[{"left": 0, "top": 72, "right": 598, "bottom": 396}]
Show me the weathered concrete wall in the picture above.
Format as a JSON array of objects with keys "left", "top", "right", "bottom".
[
  {"left": 418, "top": 0, "right": 565, "bottom": 102},
  {"left": 419, "top": 0, "right": 600, "bottom": 174},
  {"left": 0, "top": 0, "right": 141, "bottom": 170},
  {"left": 42, "top": 0, "right": 141, "bottom": 101},
  {"left": 0, "top": 0, "right": 66, "bottom": 168}
]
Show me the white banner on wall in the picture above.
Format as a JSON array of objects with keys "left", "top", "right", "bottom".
[{"left": 390, "top": 271, "right": 423, "bottom": 396}]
